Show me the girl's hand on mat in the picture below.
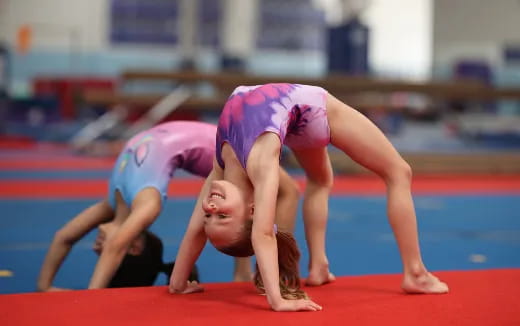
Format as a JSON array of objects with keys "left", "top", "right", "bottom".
[
  {"left": 170, "top": 281, "right": 204, "bottom": 294},
  {"left": 184, "top": 281, "right": 204, "bottom": 294},
  {"left": 271, "top": 299, "right": 322, "bottom": 312}
]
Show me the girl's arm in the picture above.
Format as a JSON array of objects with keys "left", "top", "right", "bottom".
[
  {"left": 249, "top": 160, "right": 283, "bottom": 308},
  {"left": 248, "top": 134, "right": 321, "bottom": 311},
  {"left": 169, "top": 162, "right": 222, "bottom": 293},
  {"left": 37, "top": 199, "right": 113, "bottom": 291}
]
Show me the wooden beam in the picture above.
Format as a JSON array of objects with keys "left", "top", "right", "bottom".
[{"left": 121, "top": 70, "right": 520, "bottom": 100}]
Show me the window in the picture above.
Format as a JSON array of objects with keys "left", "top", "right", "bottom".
[{"left": 110, "top": 0, "right": 179, "bottom": 45}]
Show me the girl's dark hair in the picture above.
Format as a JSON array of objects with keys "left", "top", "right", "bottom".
[
  {"left": 215, "top": 220, "right": 308, "bottom": 300},
  {"left": 108, "top": 231, "right": 198, "bottom": 288}
]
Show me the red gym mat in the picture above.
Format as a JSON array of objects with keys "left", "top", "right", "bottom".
[
  {"left": 0, "top": 269, "right": 518, "bottom": 326},
  {"left": 1, "top": 175, "right": 519, "bottom": 198},
  {"left": 0, "top": 157, "right": 114, "bottom": 170}
]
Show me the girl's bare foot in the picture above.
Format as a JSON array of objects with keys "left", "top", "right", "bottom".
[
  {"left": 401, "top": 271, "right": 449, "bottom": 294},
  {"left": 306, "top": 265, "right": 336, "bottom": 286}
]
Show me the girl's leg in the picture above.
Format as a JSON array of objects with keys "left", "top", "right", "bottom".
[
  {"left": 89, "top": 188, "right": 161, "bottom": 288},
  {"left": 291, "top": 147, "right": 335, "bottom": 286},
  {"left": 113, "top": 190, "right": 131, "bottom": 223},
  {"left": 326, "top": 94, "right": 448, "bottom": 294},
  {"left": 233, "top": 257, "right": 253, "bottom": 282},
  {"left": 276, "top": 167, "right": 301, "bottom": 233}
]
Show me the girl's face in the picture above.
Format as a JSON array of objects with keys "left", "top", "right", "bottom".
[{"left": 202, "top": 180, "right": 252, "bottom": 247}]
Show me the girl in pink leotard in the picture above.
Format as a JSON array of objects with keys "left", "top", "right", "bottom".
[
  {"left": 169, "top": 84, "right": 448, "bottom": 312},
  {"left": 38, "top": 121, "right": 300, "bottom": 291}
]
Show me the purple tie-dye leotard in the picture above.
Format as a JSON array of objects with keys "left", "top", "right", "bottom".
[
  {"left": 108, "top": 121, "right": 216, "bottom": 209},
  {"left": 216, "top": 83, "right": 330, "bottom": 169}
]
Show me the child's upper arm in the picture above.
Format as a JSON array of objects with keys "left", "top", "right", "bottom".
[{"left": 247, "top": 134, "right": 282, "bottom": 233}]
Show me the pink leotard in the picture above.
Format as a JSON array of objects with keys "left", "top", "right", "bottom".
[{"left": 109, "top": 121, "right": 216, "bottom": 208}]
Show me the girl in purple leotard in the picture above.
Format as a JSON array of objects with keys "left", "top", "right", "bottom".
[{"left": 169, "top": 84, "right": 448, "bottom": 312}]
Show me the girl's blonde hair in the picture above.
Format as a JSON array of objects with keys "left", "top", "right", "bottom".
[{"left": 215, "top": 221, "right": 308, "bottom": 300}]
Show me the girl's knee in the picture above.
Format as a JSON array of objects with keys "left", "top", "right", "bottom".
[
  {"left": 104, "top": 236, "right": 128, "bottom": 255},
  {"left": 307, "top": 174, "right": 334, "bottom": 192},
  {"left": 385, "top": 160, "right": 412, "bottom": 184},
  {"left": 281, "top": 177, "right": 301, "bottom": 200}
]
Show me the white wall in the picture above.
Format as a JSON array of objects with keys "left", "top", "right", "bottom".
[
  {"left": 0, "top": 0, "right": 186, "bottom": 95},
  {"left": 361, "top": 0, "right": 433, "bottom": 80},
  {"left": 314, "top": 0, "right": 433, "bottom": 80},
  {"left": 221, "top": 0, "right": 259, "bottom": 57},
  {"left": 433, "top": 0, "right": 520, "bottom": 70},
  {"left": 0, "top": 0, "right": 108, "bottom": 51}
]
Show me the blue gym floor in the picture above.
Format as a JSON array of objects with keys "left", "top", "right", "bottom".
[{"left": 1, "top": 189, "right": 519, "bottom": 294}]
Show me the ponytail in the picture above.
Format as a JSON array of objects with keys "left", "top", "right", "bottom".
[
  {"left": 214, "top": 221, "right": 309, "bottom": 300},
  {"left": 253, "top": 230, "right": 308, "bottom": 300}
]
